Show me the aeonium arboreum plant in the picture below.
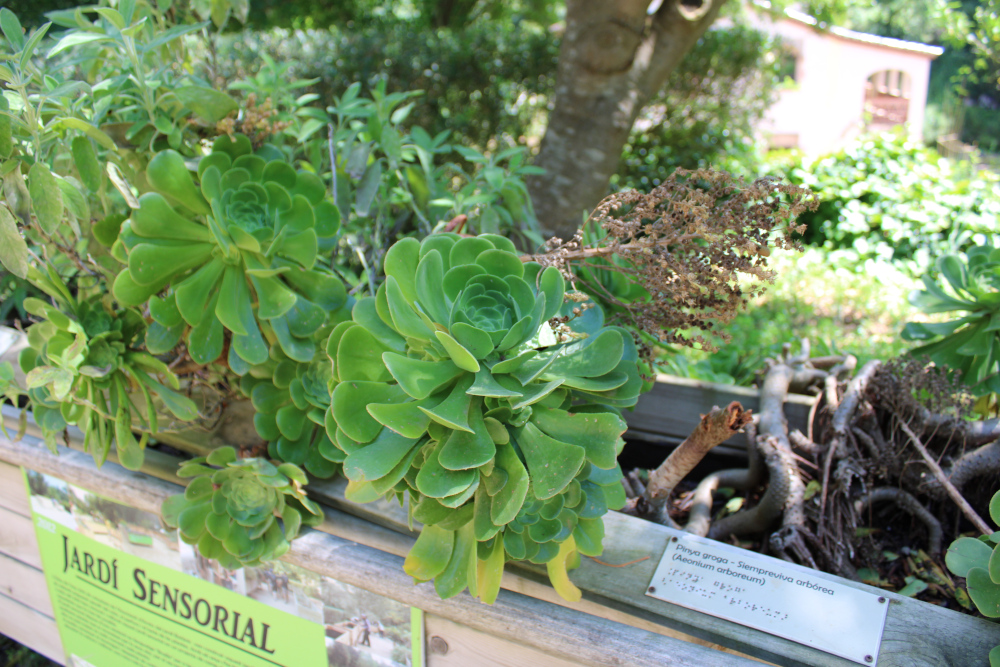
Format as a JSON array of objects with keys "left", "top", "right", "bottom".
[
  {"left": 238, "top": 352, "right": 345, "bottom": 479},
  {"left": 945, "top": 489, "right": 1000, "bottom": 666},
  {"left": 17, "top": 269, "right": 197, "bottom": 468},
  {"left": 162, "top": 446, "right": 323, "bottom": 570},
  {"left": 112, "top": 133, "right": 346, "bottom": 370},
  {"left": 325, "top": 233, "right": 640, "bottom": 603},
  {"left": 903, "top": 244, "right": 1000, "bottom": 397}
]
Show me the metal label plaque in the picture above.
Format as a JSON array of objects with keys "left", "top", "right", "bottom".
[{"left": 647, "top": 527, "right": 889, "bottom": 665}]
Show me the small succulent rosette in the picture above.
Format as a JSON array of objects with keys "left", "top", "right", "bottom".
[
  {"left": 112, "top": 133, "right": 346, "bottom": 370},
  {"left": 326, "top": 233, "right": 641, "bottom": 602},
  {"left": 162, "top": 447, "right": 323, "bottom": 570},
  {"left": 239, "top": 356, "right": 344, "bottom": 479}
]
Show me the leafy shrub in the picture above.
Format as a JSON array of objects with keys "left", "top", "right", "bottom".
[
  {"left": 210, "top": 19, "right": 558, "bottom": 151},
  {"left": 786, "top": 132, "right": 1000, "bottom": 274}
]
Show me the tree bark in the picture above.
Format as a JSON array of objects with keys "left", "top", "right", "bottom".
[{"left": 528, "top": 0, "right": 728, "bottom": 241}]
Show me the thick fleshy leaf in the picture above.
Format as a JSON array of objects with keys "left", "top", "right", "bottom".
[
  {"left": 491, "top": 445, "right": 529, "bottom": 525},
  {"left": 338, "top": 326, "right": 394, "bottom": 382},
  {"left": 332, "top": 381, "right": 406, "bottom": 443},
  {"left": 415, "top": 439, "right": 477, "bottom": 498},
  {"left": 146, "top": 149, "right": 210, "bottom": 215},
  {"left": 415, "top": 250, "right": 450, "bottom": 323},
  {"left": 175, "top": 257, "right": 226, "bottom": 326},
  {"left": 403, "top": 524, "right": 454, "bottom": 581},
  {"left": 476, "top": 535, "right": 505, "bottom": 604},
  {"left": 515, "top": 423, "right": 585, "bottom": 500},
  {"left": 419, "top": 375, "right": 475, "bottom": 433},
  {"left": 386, "top": 276, "right": 433, "bottom": 340},
  {"left": 434, "top": 331, "right": 480, "bottom": 372},
  {"left": 383, "top": 353, "right": 462, "bottom": 400},
  {"left": 947, "top": 537, "right": 993, "bottom": 577},
  {"left": 215, "top": 265, "right": 252, "bottom": 336},
  {"left": 128, "top": 242, "right": 214, "bottom": 286},
  {"left": 531, "top": 407, "right": 625, "bottom": 470},
  {"left": 187, "top": 296, "right": 224, "bottom": 364},
  {"left": 435, "top": 521, "right": 477, "bottom": 599},
  {"left": 968, "top": 567, "right": 1000, "bottom": 618},
  {"left": 343, "top": 429, "right": 420, "bottom": 482},
  {"left": 131, "top": 192, "right": 212, "bottom": 242},
  {"left": 384, "top": 237, "right": 420, "bottom": 303},
  {"left": 439, "top": 398, "right": 496, "bottom": 470},
  {"left": 368, "top": 395, "right": 439, "bottom": 439}
]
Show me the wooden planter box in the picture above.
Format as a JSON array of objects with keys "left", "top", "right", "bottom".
[{"left": 1, "top": 377, "right": 998, "bottom": 667}]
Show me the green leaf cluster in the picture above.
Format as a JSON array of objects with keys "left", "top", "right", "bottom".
[
  {"left": 325, "top": 233, "right": 641, "bottom": 602},
  {"left": 162, "top": 446, "right": 323, "bottom": 570},
  {"left": 114, "top": 133, "right": 346, "bottom": 368},
  {"left": 239, "top": 356, "right": 344, "bottom": 479},
  {"left": 945, "top": 490, "right": 1000, "bottom": 666},
  {"left": 17, "top": 269, "right": 196, "bottom": 468},
  {"left": 902, "top": 245, "right": 1000, "bottom": 396}
]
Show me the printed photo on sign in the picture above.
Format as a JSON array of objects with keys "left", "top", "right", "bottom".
[{"left": 187, "top": 545, "right": 418, "bottom": 667}]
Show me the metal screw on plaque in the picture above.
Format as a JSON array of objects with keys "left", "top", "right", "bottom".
[
  {"left": 878, "top": 597, "right": 886, "bottom": 603},
  {"left": 671, "top": 537, "right": 678, "bottom": 542},
  {"left": 864, "top": 655, "right": 873, "bottom": 663},
  {"left": 429, "top": 636, "right": 449, "bottom": 655},
  {"left": 648, "top": 586, "right": 656, "bottom": 594}
]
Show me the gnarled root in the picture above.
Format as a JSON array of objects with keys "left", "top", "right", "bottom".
[
  {"left": 644, "top": 401, "right": 752, "bottom": 525},
  {"left": 855, "top": 487, "right": 944, "bottom": 555},
  {"left": 709, "top": 435, "right": 803, "bottom": 539}
]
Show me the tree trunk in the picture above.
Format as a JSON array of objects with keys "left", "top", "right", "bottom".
[{"left": 528, "top": 0, "right": 728, "bottom": 241}]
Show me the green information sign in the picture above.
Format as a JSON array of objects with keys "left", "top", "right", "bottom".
[{"left": 24, "top": 469, "right": 422, "bottom": 667}]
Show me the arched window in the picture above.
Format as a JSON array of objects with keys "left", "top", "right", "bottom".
[{"left": 864, "top": 70, "right": 911, "bottom": 129}]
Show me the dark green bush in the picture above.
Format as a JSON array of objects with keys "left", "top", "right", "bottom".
[
  {"left": 785, "top": 131, "right": 1000, "bottom": 273},
  {"left": 213, "top": 19, "right": 558, "bottom": 150}
]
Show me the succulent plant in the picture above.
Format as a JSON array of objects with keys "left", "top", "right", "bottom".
[
  {"left": 325, "top": 233, "right": 641, "bottom": 602},
  {"left": 903, "top": 245, "right": 1000, "bottom": 396},
  {"left": 945, "top": 489, "right": 1000, "bottom": 665},
  {"left": 17, "top": 273, "right": 197, "bottom": 468},
  {"left": 112, "top": 133, "right": 346, "bottom": 369},
  {"left": 239, "top": 356, "right": 344, "bottom": 479},
  {"left": 162, "top": 446, "right": 323, "bottom": 570}
]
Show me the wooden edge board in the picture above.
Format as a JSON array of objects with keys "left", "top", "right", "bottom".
[
  {"left": 0, "top": 459, "right": 31, "bottom": 517},
  {"left": 0, "top": 591, "right": 64, "bottom": 665},
  {"left": 0, "top": 549, "right": 54, "bottom": 616}
]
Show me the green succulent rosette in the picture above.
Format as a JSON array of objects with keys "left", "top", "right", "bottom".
[
  {"left": 238, "top": 355, "right": 344, "bottom": 479},
  {"left": 162, "top": 446, "right": 323, "bottom": 570},
  {"left": 112, "top": 133, "right": 346, "bottom": 370},
  {"left": 325, "top": 233, "right": 641, "bottom": 602}
]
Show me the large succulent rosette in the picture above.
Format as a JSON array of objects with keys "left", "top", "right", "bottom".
[
  {"left": 112, "top": 133, "right": 345, "bottom": 370},
  {"left": 325, "top": 233, "right": 642, "bottom": 602}
]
